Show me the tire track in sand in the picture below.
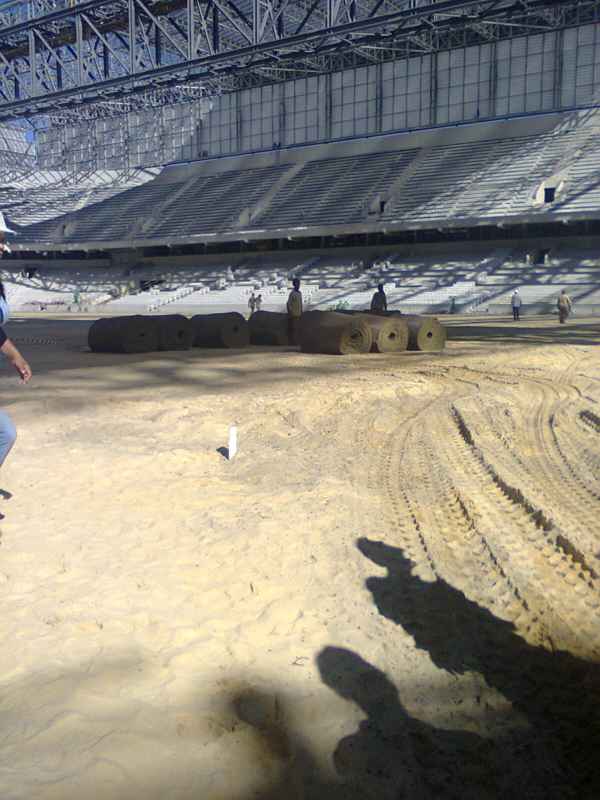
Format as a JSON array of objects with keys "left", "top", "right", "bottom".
[
  {"left": 366, "top": 388, "right": 544, "bottom": 648},
  {"left": 448, "top": 404, "right": 600, "bottom": 657}
]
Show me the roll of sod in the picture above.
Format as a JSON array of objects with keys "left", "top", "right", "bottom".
[
  {"left": 353, "top": 313, "right": 409, "bottom": 353},
  {"left": 404, "top": 314, "right": 447, "bottom": 352},
  {"left": 300, "top": 311, "right": 372, "bottom": 355},
  {"left": 88, "top": 315, "right": 159, "bottom": 354},
  {"left": 249, "top": 311, "right": 290, "bottom": 346},
  {"left": 153, "top": 314, "right": 193, "bottom": 351},
  {"left": 191, "top": 312, "right": 249, "bottom": 348}
]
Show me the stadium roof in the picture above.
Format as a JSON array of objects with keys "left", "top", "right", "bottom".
[{"left": 0, "top": 0, "right": 595, "bottom": 119}]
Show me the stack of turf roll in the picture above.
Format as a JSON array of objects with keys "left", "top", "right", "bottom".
[
  {"left": 300, "top": 311, "right": 372, "bottom": 355},
  {"left": 249, "top": 311, "right": 290, "bottom": 346},
  {"left": 191, "top": 312, "right": 249, "bottom": 348},
  {"left": 88, "top": 315, "right": 159, "bottom": 354},
  {"left": 154, "top": 314, "right": 193, "bottom": 351},
  {"left": 352, "top": 313, "right": 409, "bottom": 353}
]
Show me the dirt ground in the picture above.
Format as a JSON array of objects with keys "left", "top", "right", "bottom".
[{"left": 0, "top": 313, "right": 599, "bottom": 799}]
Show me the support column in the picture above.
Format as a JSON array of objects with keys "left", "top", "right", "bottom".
[
  {"left": 235, "top": 89, "right": 242, "bottom": 151},
  {"left": 187, "top": 0, "right": 194, "bottom": 59},
  {"left": 375, "top": 59, "right": 383, "bottom": 134},
  {"left": 430, "top": 51, "right": 438, "bottom": 125},
  {"left": 28, "top": 30, "right": 36, "bottom": 96},
  {"left": 553, "top": 29, "right": 563, "bottom": 108},
  {"left": 324, "top": 71, "right": 332, "bottom": 141},
  {"left": 277, "top": 82, "right": 286, "bottom": 146},
  {"left": 489, "top": 41, "right": 497, "bottom": 117},
  {"left": 128, "top": 0, "right": 136, "bottom": 74}
]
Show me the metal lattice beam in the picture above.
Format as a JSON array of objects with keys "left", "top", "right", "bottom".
[{"left": 0, "top": 0, "right": 595, "bottom": 118}]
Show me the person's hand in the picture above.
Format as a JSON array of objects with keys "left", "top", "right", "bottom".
[{"left": 11, "top": 356, "right": 31, "bottom": 383}]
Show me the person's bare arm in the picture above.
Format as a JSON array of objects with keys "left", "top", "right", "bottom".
[{"left": 1, "top": 338, "right": 32, "bottom": 383}]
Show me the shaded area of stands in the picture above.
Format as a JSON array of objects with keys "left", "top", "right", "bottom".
[{"left": 3, "top": 244, "right": 600, "bottom": 316}]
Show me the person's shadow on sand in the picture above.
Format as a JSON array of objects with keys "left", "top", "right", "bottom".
[
  {"left": 245, "top": 537, "right": 600, "bottom": 798},
  {"left": 316, "top": 537, "right": 600, "bottom": 799},
  {"left": 317, "top": 646, "right": 498, "bottom": 800}
]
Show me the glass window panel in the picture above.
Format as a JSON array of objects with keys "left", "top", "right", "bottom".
[
  {"left": 407, "top": 74, "right": 420, "bottom": 92},
  {"left": 578, "top": 25, "right": 595, "bottom": 45},
  {"left": 509, "top": 94, "right": 525, "bottom": 114},
  {"left": 496, "top": 97, "right": 509, "bottom": 115},
  {"left": 578, "top": 45, "right": 595, "bottom": 67},
  {"left": 464, "top": 83, "right": 478, "bottom": 102},
  {"left": 541, "top": 90, "right": 554, "bottom": 109},
  {"left": 512, "top": 56, "right": 527, "bottom": 76},
  {"left": 510, "top": 76, "right": 526, "bottom": 96},
  {"left": 406, "top": 91, "right": 420, "bottom": 111},
  {"left": 496, "top": 57, "right": 511, "bottom": 79},
  {"left": 525, "top": 93, "right": 541, "bottom": 112},
  {"left": 465, "top": 46, "right": 479, "bottom": 66},
  {"left": 437, "top": 68, "right": 450, "bottom": 89},
  {"left": 511, "top": 37, "right": 526, "bottom": 57},
  {"left": 526, "top": 75, "right": 542, "bottom": 93},
  {"left": 450, "top": 49, "right": 464, "bottom": 67},
  {"left": 576, "top": 84, "right": 594, "bottom": 103},
  {"left": 449, "top": 86, "right": 463, "bottom": 104},
  {"left": 527, "top": 53, "right": 543, "bottom": 74},
  {"left": 408, "top": 57, "right": 421, "bottom": 76}
]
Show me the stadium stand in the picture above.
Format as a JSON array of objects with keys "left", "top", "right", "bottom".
[
  {"left": 4, "top": 243, "right": 600, "bottom": 316},
  {"left": 0, "top": 168, "right": 159, "bottom": 231},
  {"left": 8, "top": 110, "right": 600, "bottom": 248}
]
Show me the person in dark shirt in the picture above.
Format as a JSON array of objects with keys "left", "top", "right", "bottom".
[
  {"left": 287, "top": 278, "right": 303, "bottom": 345},
  {"left": 0, "top": 283, "right": 32, "bottom": 470},
  {"left": 370, "top": 283, "right": 388, "bottom": 313}
]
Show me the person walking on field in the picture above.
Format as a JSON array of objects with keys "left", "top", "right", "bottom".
[
  {"left": 0, "top": 213, "right": 33, "bottom": 473},
  {"left": 255, "top": 294, "right": 263, "bottom": 312},
  {"left": 0, "top": 316, "right": 32, "bottom": 469},
  {"left": 370, "top": 283, "right": 388, "bottom": 313},
  {"left": 248, "top": 292, "right": 257, "bottom": 316},
  {"left": 287, "top": 278, "right": 303, "bottom": 345},
  {"left": 511, "top": 289, "right": 522, "bottom": 321},
  {"left": 557, "top": 289, "right": 573, "bottom": 324}
]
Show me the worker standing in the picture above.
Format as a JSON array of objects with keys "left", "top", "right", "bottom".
[
  {"left": 511, "top": 290, "right": 522, "bottom": 321},
  {"left": 248, "top": 292, "right": 257, "bottom": 317},
  {"left": 370, "top": 283, "right": 388, "bottom": 313},
  {"left": 557, "top": 289, "right": 573, "bottom": 324},
  {"left": 287, "top": 278, "right": 303, "bottom": 345}
]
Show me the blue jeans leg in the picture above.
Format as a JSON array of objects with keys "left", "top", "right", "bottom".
[{"left": 0, "top": 411, "right": 17, "bottom": 467}]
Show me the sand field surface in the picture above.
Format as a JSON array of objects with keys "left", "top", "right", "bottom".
[{"left": 1, "top": 313, "right": 599, "bottom": 799}]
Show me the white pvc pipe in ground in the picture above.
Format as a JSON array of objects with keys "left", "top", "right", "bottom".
[{"left": 228, "top": 426, "right": 238, "bottom": 460}]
